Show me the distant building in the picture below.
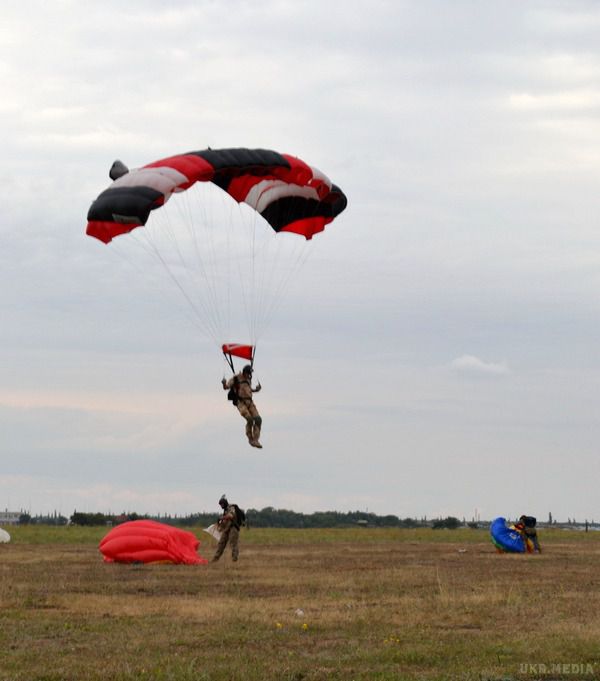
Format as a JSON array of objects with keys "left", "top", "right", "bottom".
[{"left": 0, "top": 511, "right": 21, "bottom": 525}]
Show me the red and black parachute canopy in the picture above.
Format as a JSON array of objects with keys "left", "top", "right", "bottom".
[{"left": 86, "top": 147, "right": 347, "bottom": 244}]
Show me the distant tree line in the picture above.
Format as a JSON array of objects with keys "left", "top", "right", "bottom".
[
  {"left": 20, "top": 508, "right": 442, "bottom": 528},
  {"left": 19, "top": 512, "right": 67, "bottom": 526},
  {"left": 17, "top": 510, "right": 598, "bottom": 529},
  {"left": 242, "top": 508, "right": 422, "bottom": 529},
  {"left": 432, "top": 516, "right": 462, "bottom": 529}
]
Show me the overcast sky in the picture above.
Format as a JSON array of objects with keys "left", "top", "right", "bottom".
[{"left": 2, "top": 1, "right": 600, "bottom": 522}]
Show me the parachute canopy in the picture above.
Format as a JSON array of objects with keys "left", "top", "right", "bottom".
[
  {"left": 86, "top": 147, "right": 347, "bottom": 358},
  {"left": 99, "top": 520, "right": 208, "bottom": 565},
  {"left": 87, "top": 148, "right": 347, "bottom": 244},
  {"left": 490, "top": 517, "right": 526, "bottom": 553}
]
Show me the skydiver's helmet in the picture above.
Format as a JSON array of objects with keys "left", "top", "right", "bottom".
[
  {"left": 219, "top": 495, "right": 228, "bottom": 510},
  {"left": 519, "top": 515, "right": 537, "bottom": 528},
  {"left": 242, "top": 365, "right": 253, "bottom": 376}
]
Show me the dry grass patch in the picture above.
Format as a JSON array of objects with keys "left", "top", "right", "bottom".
[{"left": 1, "top": 529, "right": 599, "bottom": 680}]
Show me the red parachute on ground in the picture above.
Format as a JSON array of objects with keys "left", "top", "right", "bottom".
[{"left": 99, "top": 520, "right": 208, "bottom": 565}]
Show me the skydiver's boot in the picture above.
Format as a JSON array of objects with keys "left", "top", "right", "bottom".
[
  {"left": 245, "top": 418, "right": 254, "bottom": 447},
  {"left": 253, "top": 416, "right": 263, "bottom": 448}
]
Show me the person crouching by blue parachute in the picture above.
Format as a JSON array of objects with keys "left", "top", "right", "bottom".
[
  {"left": 490, "top": 515, "right": 542, "bottom": 553},
  {"left": 514, "top": 515, "right": 542, "bottom": 553}
]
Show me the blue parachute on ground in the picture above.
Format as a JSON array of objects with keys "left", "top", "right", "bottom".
[{"left": 490, "top": 517, "right": 526, "bottom": 553}]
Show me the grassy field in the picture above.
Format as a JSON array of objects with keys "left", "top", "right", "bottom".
[{"left": 1, "top": 526, "right": 599, "bottom": 680}]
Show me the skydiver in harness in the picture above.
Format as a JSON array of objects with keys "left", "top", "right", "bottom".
[{"left": 222, "top": 365, "right": 263, "bottom": 448}]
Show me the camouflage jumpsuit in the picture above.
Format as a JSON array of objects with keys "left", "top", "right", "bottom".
[
  {"left": 225, "top": 373, "right": 262, "bottom": 446},
  {"left": 212, "top": 503, "right": 240, "bottom": 562}
]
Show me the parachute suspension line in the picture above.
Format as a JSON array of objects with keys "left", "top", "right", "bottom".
[
  {"left": 254, "top": 183, "right": 331, "bottom": 341},
  {"left": 177, "top": 186, "right": 229, "bottom": 342},
  {"left": 107, "top": 230, "right": 210, "bottom": 337},
  {"left": 257, "top": 181, "right": 333, "bottom": 334},
  {"left": 225, "top": 199, "right": 250, "bottom": 344},
  {"left": 252, "top": 182, "right": 295, "bottom": 343},
  {"left": 180, "top": 182, "right": 258, "bottom": 352},
  {"left": 139, "top": 182, "right": 239, "bottom": 348},
  {"left": 255, "top": 188, "right": 332, "bottom": 336},
  {"left": 247, "top": 201, "right": 315, "bottom": 345},
  {"left": 225, "top": 195, "right": 247, "bottom": 345},
  {"left": 221, "top": 195, "right": 233, "bottom": 345},
  {"left": 256, "top": 235, "right": 313, "bottom": 343},
  {"left": 168, "top": 192, "right": 224, "bottom": 340},
  {"left": 249, "top": 200, "right": 260, "bottom": 344},
  {"left": 135, "top": 224, "right": 222, "bottom": 344},
  {"left": 230, "top": 199, "right": 260, "bottom": 348},
  {"left": 249, "top": 207, "right": 269, "bottom": 343},
  {"left": 136, "top": 201, "right": 224, "bottom": 344},
  {"left": 240, "top": 188, "right": 283, "bottom": 345},
  {"left": 170, "top": 181, "right": 264, "bottom": 354},
  {"left": 210, "top": 185, "right": 234, "bottom": 341}
]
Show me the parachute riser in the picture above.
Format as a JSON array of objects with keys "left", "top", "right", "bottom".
[
  {"left": 223, "top": 346, "right": 255, "bottom": 375},
  {"left": 223, "top": 352, "right": 236, "bottom": 375}
]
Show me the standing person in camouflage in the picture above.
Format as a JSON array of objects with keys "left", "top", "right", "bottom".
[
  {"left": 211, "top": 495, "right": 245, "bottom": 563},
  {"left": 222, "top": 364, "right": 263, "bottom": 448}
]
